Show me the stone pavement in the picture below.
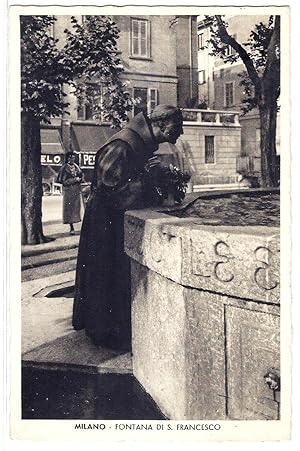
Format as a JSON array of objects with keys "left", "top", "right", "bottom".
[
  {"left": 21, "top": 193, "right": 203, "bottom": 371},
  {"left": 21, "top": 220, "right": 81, "bottom": 257},
  {"left": 21, "top": 220, "right": 132, "bottom": 374}
]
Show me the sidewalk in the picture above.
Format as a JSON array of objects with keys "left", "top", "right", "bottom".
[
  {"left": 21, "top": 219, "right": 132, "bottom": 373},
  {"left": 21, "top": 221, "right": 81, "bottom": 257},
  {"left": 20, "top": 194, "right": 204, "bottom": 377},
  {"left": 22, "top": 194, "right": 83, "bottom": 257},
  {"left": 20, "top": 193, "right": 199, "bottom": 368},
  {"left": 22, "top": 264, "right": 132, "bottom": 374}
]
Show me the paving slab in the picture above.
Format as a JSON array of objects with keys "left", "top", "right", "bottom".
[
  {"left": 21, "top": 230, "right": 80, "bottom": 257},
  {"left": 22, "top": 271, "right": 132, "bottom": 374},
  {"left": 22, "top": 247, "right": 78, "bottom": 270},
  {"left": 21, "top": 258, "right": 78, "bottom": 282}
]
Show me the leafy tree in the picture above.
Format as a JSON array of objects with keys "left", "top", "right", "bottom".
[
  {"left": 21, "top": 15, "right": 134, "bottom": 244},
  {"left": 208, "top": 15, "right": 280, "bottom": 187}
]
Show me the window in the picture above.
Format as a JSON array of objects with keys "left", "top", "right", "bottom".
[
  {"left": 198, "top": 33, "right": 204, "bottom": 50},
  {"left": 77, "top": 102, "right": 93, "bottom": 120},
  {"left": 205, "top": 136, "right": 215, "bottom": 164},
  {"left": 149, "top": 88, "right": 158, "bottom": 112},
  {"left": 131, "top": 18, "right": 150, "bottom": 58},
  {"left": 77, "top": 84, "right": 108, "bottom": 122},
  {"left": 224, "top": 82, "right": 234, "bottom": 107},
  {"left": 133, "top": 87, "right": 158, "bottom": 115},
  {"left": 133, "top": 88, "right": 148, "bottom": 115},
  {"left": 224, "top": 34, "right": 237, "bottom": 57},
  {"left": 198, "top": 70, "right": 206, "bottom": 85}
]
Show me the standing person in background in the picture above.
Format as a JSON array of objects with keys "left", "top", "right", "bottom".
[
  {"left": 57, "top": 152, "right": 83, "bottom": 235},
  {"left": 72, "top": 104, "right": 184, "bottom": 351}
]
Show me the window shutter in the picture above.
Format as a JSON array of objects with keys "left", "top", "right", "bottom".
[
  {"left": 149, "top": 88, "right": 158, "bottom": 113},
  {"left": 198, "top": 33, "right": 204, "bottom": 49},
  {"left": 131, "top": 18, "right": 149, "bottom": 57},
  {"left": 132, "top": 20, "right": 139, "bottom": 55},
  {"left": 133, "top": 87, "right": 148, "bottom": 115},
  {"left": 140, "top": 21, "right": 147, "bottom": 56},
  {"left": 225, "top": 82, "right": 234, "bottom": 107}
]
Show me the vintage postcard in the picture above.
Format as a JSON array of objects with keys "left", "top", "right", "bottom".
[{"left": 6, "top": 0, "right": 295, "bottom": 445}]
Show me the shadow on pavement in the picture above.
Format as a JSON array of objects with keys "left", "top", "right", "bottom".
[
  {"left": 22, "top": 329, "right": 132, "bottom": 371},
  {"left": 22, "top": 366, "right": 166, "bottom": 420}
]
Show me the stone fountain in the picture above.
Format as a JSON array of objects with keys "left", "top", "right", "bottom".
[{"left": 124, "top": 189, "right": 280, "bottom": 420}]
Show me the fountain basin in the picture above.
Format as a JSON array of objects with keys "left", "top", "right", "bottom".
[{"left": 124, "top": 189, "right": 280, "bottom": 420}]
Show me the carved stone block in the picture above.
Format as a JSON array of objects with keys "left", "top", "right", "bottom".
[{"left": 181, "top": 225, "right": 279, "bottom": 303}]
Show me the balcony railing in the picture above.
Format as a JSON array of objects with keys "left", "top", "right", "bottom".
[{"left": 182, "top": 108, "right": 240, "bottom": 126}]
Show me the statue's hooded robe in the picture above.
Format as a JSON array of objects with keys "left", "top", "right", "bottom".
[{"left": 72, "top": 112, "right": 159, "bottom": 350}]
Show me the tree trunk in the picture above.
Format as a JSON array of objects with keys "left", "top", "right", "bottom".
[
  {"left": 21, "top": 113, "right": 47, "bottom": 244},
  {"left": 259, "top": 102, "right": 278, "bottom": 187}
]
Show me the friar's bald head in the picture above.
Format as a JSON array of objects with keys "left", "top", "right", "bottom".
[
  {"left": 150, "top": 104, "right": 183, "bottom": 123},
  {"left": 149, "top": 104, "right": 183, "bottom": 145}
]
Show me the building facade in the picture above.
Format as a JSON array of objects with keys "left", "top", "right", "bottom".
[
  {"left": 41, "top": 15, "right": 198, "bottom": 189},
  {"left": 197, "top": 16, "right": 215, "bottom": 108},
  {"left": 174, "top": 15, "right": 198, "bottom": 108},
  {"left": 177, "top": 109, "right": 242, "bottom": 189},
  {"left": 52, "top": 14, "right": 199, "bottom": 120},
  {"left": 197, "top": 15, "right": 280, "bottom": 178}
]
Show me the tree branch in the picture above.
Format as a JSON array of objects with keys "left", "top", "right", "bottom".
[
  {"left": 263, "top": 15, "right": 280, "bottom": 96},
  {"left": 215, "top": 15, "right": 261, "bottom": 94}
]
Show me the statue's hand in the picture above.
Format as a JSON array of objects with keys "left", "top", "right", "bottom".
[{"left": 144, "top": 156, "right": 161, "bottom": 173}]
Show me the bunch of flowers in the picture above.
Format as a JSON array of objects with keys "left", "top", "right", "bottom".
[{"left": 143, "top": 164, "right": 191, "bottom": 206}]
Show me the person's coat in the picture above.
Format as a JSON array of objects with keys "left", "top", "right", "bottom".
[{"left": 57, "top": 163, "right": 83, "bottom": 224}]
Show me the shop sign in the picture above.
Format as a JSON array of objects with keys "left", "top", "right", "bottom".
[
  {"left": 41, "top": 152, "right": 96, "bottom": 168},
  {"left": 41, "top": 154, "right": 63, "bottom": 166},
  {"left": 79, "top": 153, "right": 96, "bottom": 168}
]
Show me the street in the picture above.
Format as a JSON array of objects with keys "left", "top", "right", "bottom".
[
  {"left": 22, "top": 194, "right": 82, "bottom": 282},
  {"left": 42, "top": 193, "right": 86, "bottom": 224},
  {"left": 42, "top": 193, "right": 84, "bottom": 223},
  {"left": 42, "top": 194, "right": 63, "bottom": 223}
]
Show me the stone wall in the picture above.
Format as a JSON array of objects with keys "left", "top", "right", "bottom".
[
  {"left": 124, "top": 198, "right": 280, "bottom": 420},
  {"left": 177, "top": 122, "right": 241, "bottom": 185}
]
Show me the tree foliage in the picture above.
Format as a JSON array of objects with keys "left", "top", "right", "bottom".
[
  {"left": 21, "top": 15, "right": 70, "bottom": 122},
  {"left": 207, "top": 15, "right": 280, "bottom": 115},
  {"left": 206, "top": 15, "right": 280, "bottom": 187},
  {"left": 21, "top": 15, "right": 135, "bottom": 127},
  {"left": 238, "top": 17, "right": 280, "bottom": 114},
  {"left": 63, "top": 16, "right": 134, "bottom": 125},
  {"left": 21, "top": 15, "right": 135, "bottom": 244}
]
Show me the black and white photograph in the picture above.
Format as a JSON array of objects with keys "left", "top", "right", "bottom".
[{"left": 6, "top": 1, "right": 293, "bottom": 443}]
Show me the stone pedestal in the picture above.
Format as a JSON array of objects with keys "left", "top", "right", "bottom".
[{"left": 124, "top": 206, "right": 280, "bottom": 420}]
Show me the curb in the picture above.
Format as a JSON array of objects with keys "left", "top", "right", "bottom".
[
  {"left": 22, "top": 253, "right": 78, "bottom": 271},
  {"left": 21, "top": 239, "right": 79, "bottom": 258},
  {"left": 21, "top": 359, "right": 133, "bottom": 375}
]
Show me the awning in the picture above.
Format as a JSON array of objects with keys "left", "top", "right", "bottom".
[
  {"left": 40, "top": 128, "right": 65, "bottom": 155},
  {"left": 71, "top": 124, "right": 117, "bottom": 153},
  {"left": 42, "top": 165, "right": 59, "bottom": 179}
]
